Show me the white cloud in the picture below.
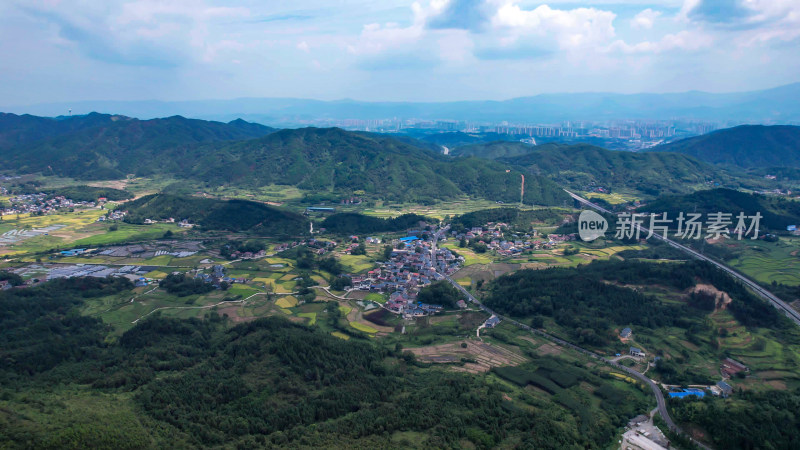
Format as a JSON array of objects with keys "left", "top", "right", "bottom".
[
  {"left": 607, "top": 30, "right": 713, "bottom": 54},
  {"left": 630, "top": 8, "right": 661, "bottom": 29},
  {"left": 490, "top": 4, "right": 617, "bottom": 50},
  {"left": 297, "top": 41, "right": 310, "bottom": 52}
]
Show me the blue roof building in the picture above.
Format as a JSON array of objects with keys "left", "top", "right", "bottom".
[
  {"left": 669, "top": 388, "right": 705, "bottom": 399},
  {"left": 620, "top": 327, "right": 632, "bottom": 338}
]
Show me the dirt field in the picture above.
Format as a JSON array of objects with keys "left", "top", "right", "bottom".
[
  {"left": 406, "top": 340, "right": 527, "bottom": 374},
  {"left": 344, "top": 300, "right": 394, "bottom": 333}
]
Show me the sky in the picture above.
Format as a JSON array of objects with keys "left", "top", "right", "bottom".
[{"left": 1, "top": 0, "right": 799, "bottom": 104}]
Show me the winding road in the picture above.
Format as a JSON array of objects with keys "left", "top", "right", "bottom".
[
  {"left": 564, "top": 189, "right": 800, "bottom": 327},
  {"left": 430, "top": 223, "right": 711, "bottom": 449}
]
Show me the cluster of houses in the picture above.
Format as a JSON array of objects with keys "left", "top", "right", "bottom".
[
  {"left": 348, "top": 236, "right": 463, "bottom": 318},
  {"left": 97, "top": 209, "right": 128, "bottom": 222},
  {"left": 142, "top": 217, "right": 194, "bottom": 228},
  {"left": 193, "top": 265, "right": 246, "bottom": 288},
  {"left": 228, "top": 249, "right": 267, "bottom": 260},
  {"left": 450, "top": 224, "right": 575, "bottom": 255},
  {"left": 0, "top": 193, "right": 96, "bottom": 216},
  {"left": 340, "top": 196, "right": 363, "bottom": 205}
]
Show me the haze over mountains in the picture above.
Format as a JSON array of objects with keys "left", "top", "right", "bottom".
[
  {"left": 2, "top": 111, "right": 799, "bottom": 204},
  {"left": 0, "top": 113, "right": 567, "bottom": 205},
  {"left": 5, "top": 83, "right": 800, "bottom": 125},
  {"left": 648, "top": 125, "right": 800, "bottom": 169}
]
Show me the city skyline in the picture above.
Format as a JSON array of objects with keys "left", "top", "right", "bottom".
[{"left": 2, "top": 0, "right": 800, "bottom": 105}]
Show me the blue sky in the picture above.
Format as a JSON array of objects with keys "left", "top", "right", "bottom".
[{"left": 1, "top": 0, "right": 799, "bottom": 104}]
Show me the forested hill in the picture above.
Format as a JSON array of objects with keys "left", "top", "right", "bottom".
[
  {"left": 124, "top": 194, "right": 308, "bottom": 235},
  {"left": 640, "top": 188, "right": 800, "bottom": 231},
  {"left": 496, "top": 142, "right": 724, "bottom": 196},
  {"left": 0, "top": 116, "right": 568, "bottom": 204},
  {"left": 0, "top": 111, "right": 120, "bottom": 149},
  {"left": 185, "top": 127, "right": 569, "bottom": 204},
  {"left": 648, "top": 125, "right": 800, "bottom": 168},
  {"left": 0, "top": 114, "right": 276, "bottom": 179},
  {"left": 0, "top": 112, "right": 275, "bottom": 153}
]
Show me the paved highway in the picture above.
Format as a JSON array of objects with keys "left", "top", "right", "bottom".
[
  {"left": 563, "top": 189, "right": 800, "bottom": 327},
  {"left": 429, "top": 224, "right": 711, "bottom": 448}
]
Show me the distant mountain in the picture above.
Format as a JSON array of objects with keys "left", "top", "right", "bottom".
[
  {"left": 490, "top": 142, "right": 728, "bottom": 196},
  {"left": 124, "top": 194, "right": 307, "bottom": 235},
  {"left": 639, "top": 188, "right": 800, "bottom": 231},
  {"left": 0, "top": 114, "right": 276, "bottom": 179},
  {"left": 648, "top": 125, "right": 800, "bottom": 169},
  {"left": 6, "top": 83, "right": 800, "bottom": 124},
  {"left": 0, "top": 112, "right": 120, "bottom": 149},
  {"left": 0, "top": 116, "right": 568, "bottom": 205}
]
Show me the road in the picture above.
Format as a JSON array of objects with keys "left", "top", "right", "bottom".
[
  {"left": 430, "top": 223, "right": 710, "bottom": 449},
  {"left": 563, "top": 189, "right": 800, "bottom": 327}
]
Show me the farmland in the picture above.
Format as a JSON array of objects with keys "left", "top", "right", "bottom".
[{"left": 726, "top": 237, "right": 800, "bottom": 285}]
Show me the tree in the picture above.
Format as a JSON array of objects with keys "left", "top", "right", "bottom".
[
  {"left": 383, "top": 245, "right": 394, "bottom": 260},
  {"left": 417, "top": 281, "right": 463, "bottom": 308},
  {"left": 351, "top": 243, "right": 367, "bottom": 255},
  {"left": 331, "top": 276, "right": 352, "bottom": 291}
]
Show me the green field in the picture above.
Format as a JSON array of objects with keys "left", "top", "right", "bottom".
[
  {"left": 728, "top": 237, "right": 800, "bottom": 285},
  {"left": 350, "top": 321, "right": 378, "bottom": 334},
  {"left": 584, "top": 191, "right": 640, "bottom": 205},
  {"left": 364, "top": 292, "right": 387, "bottom": 304},
  {"left": 298, "top": 312, "right": 317, "bottom": 325},
  {"left": 440, "top": 242, "right": 494, "bottom": 265},
  {"left": 338, "top": 254, "right": 375, "bottom": 273},
  {"left": 350, "top": 198, "right": 521, "bottom": 220}
]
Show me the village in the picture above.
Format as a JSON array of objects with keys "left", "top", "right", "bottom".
[
  {"left": 348, "top": 234, "right": 464, "bottom": 318},
  {"left": 0, "top": 192, "right": 102, "bottom": 216},
  {"left": 450, "top": 222, "right": 575, "bottom": 256}
]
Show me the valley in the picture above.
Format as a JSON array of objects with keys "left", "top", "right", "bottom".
[{"left": 2, "top": 114, "right": 800, "bottom": 450}]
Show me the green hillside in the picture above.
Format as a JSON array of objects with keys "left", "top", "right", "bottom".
[
  {"left": 0, "top": 115, "right": 276, "bottom": 179},
  {"left": 0, "top": 277, "right": 649, "bottom": 448},
  {"left": 45, "top": 185, "right": 133, "bottom": 202},
  {"left": 0, "top": 112, "right": 120, "bottom": 150},
  {"left": 124, "top": 194, "right": 307, "bottom": 235},
  {"left": 649, "top": 125, "right": 800, "bottom": 168},
  {"left": 185, "top": 128, "right": 569, "bottom": 204},
  {"left": 449, "top": 207, "right": 564, "bottom": 231},
  {"left": 496, "top": 142, "right": 724, "bottom": 196},
  {"left": 640, "top": 188, "right": 800, "bottom": 231},
  {"left": 0, "top": 117, "right": 568, "bottom": 205},
  {"left": 320, "top": 212, "right": 429, "bottom": 234}
]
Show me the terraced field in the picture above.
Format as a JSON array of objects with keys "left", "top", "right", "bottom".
[
  {"left": 728, "top": 237, "right": 800, "bottom": 285},
  {"left": 407, "top": 340, "right": 527, "bottom": 374}
]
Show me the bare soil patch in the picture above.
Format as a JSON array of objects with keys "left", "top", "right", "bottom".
[
  {"left": 407, "top": 340, "right": 527, "bottom": 372},
  {"left": 691, "top": 283, "right": 732, "bottom": 311}
]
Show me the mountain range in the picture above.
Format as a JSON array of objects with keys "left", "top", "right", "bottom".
[
  {"left": 5, "top": 83, "right": 800, "bottom": 124},
  {"left": 0, "top": 113, "right": 568, "bottom": 205},
  {"left": 452, "top": 141, "right": 748, "bottom": 196},
  {"left": 648, "top": 125, "right": 800, "bottom": 169}
]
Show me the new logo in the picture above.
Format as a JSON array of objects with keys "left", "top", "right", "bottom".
[{"left": 578, "top": 210, "right": 608, "bottom": 242}]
